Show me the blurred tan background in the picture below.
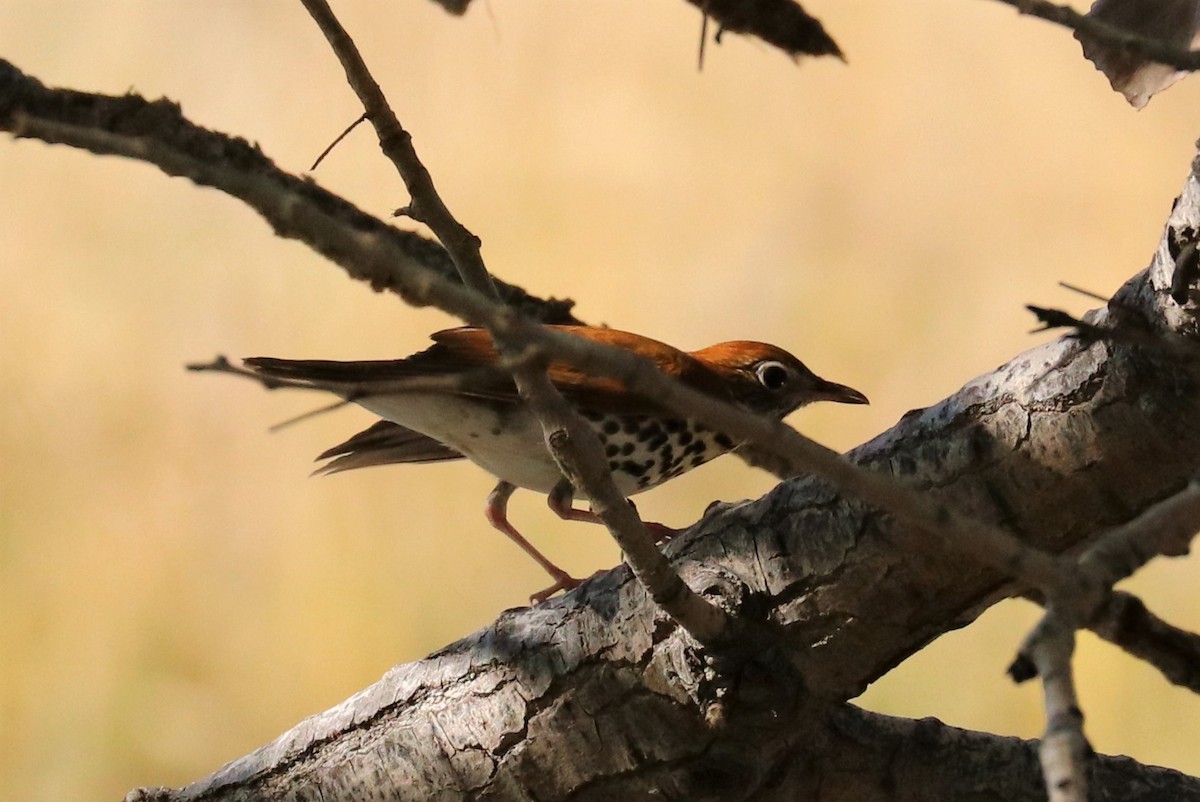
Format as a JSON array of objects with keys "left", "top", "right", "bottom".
[{"left": 2, "top": 2, "right": 1199, "bottom": 799}]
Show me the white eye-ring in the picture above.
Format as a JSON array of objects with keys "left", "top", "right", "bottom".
[{"left": 755, "top": 361, "right": 791, "bottom": 391}]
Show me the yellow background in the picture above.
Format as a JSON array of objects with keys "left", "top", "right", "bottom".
[{"left": 2, "top": 2, "right": 1198, "bottom": 799}]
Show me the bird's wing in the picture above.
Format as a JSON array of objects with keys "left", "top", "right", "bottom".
[
  {"left": 314, "top": 419, "right": 464, "bottom": 474},
  {"left": 244, "top": 326, "right": 726, "bottom": 415},
  {"left": 420, "top": 326, "right": 727, "bottom": 413}
]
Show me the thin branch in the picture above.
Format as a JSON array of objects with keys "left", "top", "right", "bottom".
[
  {"left": 1012, "top": 612, "right": 1090, "bottom": 802},
  {"left": 1090, "top": 591, "right": 1200, "bottom": 692},
  {"left": 1058, "top": 281, "right": 1109, "bottom": 303},
  {"left": 299, "top": 0, "right": 492, "bottom": 292},
  {"left": 1077, "top": 481, "right": 1200, "bottom": 588},
  {"left": 991, "top": 0, "right": 1200, "bottom": 71},
  {"left": 310, "top": 113, "right": 366, "bottom": 171},
  {"left": 1026, "top": 304, "right": 1200, "bottom": 366},
  {"left": 297, "top": 0, "right": 738, "bottom": 647},
  {"left": 188, "top": 353, "right": 528, "bottom": 400}
]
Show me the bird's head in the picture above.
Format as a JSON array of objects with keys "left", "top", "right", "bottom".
[{"left": 691, "top": 341, "right": 869, "bottom": 418}]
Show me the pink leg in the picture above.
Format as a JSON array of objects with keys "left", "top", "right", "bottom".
[
  {"left": 547, "top": 481, "right": 681, "bottom": 544},
  {"left": 486, "top": 481, "right": 580, "bottom": 603}
]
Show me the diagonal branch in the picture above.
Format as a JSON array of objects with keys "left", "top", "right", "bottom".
[
  {"left": 297, "top": 0, "right": 738, "bottom": 647},
  {"left": 1089, "top": 591, "right": 1200, "bottom": 692},
  {"left": 990, "top": 0, "right": 1200, "bottom": 71}
]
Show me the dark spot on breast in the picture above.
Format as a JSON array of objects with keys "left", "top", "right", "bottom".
[
  {"left": 684, "top": 440, "right": 706, "bottom": 456},
  {"left": 581, "top": 409, "right": 604, "bottom": 422},
  {"left": 714, "top": 433, "right": 735, "bottom": 450},
  {"left": 622, "top": 417, "right": 641, "bottom": 435},
  {"left": 608, "top": 460, "right": 620, "bottom": 471},
  {"left": 620, "top": 460, "right": 649, "bottom": 477},
  {"left": 677, "top": 429, "right": 694, "bottom": 446},
  {"left": 490, "top": 427, "right": 502, "bottom": 437},
  {"left": 603, "top": 419, "right": 620, "bottom": 435},
  {"left": 637, "top": 475, "right": 652, "bottom": 488},
  {"left": 636, "top": 423, "right": 664, "bottom": 443},
  {"left": 605, "top": 443, "right": 619, "bottom": 458},
  {"left": 664, "top": 419, "right": 685, "bottom": 433},
  {"left": 690, "top": 455, "right": 707, "bottom": 467},
  {"left": 621, "top": 442, "right": 635, "bottom": 456},
  {"left": 647, "top": 434, "right": 667, "bottom": 451}
]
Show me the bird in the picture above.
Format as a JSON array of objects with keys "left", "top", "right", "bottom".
[{"left": 234, "top": 325, "right": 869, "bottom": 601}]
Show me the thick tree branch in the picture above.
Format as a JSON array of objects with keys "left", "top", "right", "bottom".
[{"left": 820, "top": 706, "right": 1197, "bottom": 802}]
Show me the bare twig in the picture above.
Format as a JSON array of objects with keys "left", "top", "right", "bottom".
[
  {"left": 991, "top": 0, "right": 1200, "bottom": 71},
  {"left": 1027, "top": 305, "right": 1111, "bottom": 339},
  {"left": 299, "top": 0, "right": 492, "bottom": 291},
  {"left": 189, "top": 353, "right": 528, "bottom": 402},
  {"left": 310, "top": 113, "right": 366, "bottom": 171},
  {"left": 1090, "top": 591, "right": 1200, "bottom": 692},
  {"left": 1026, "top": 304, "right": 1200, "bottom": 366},
  {"left": 1058, "top": 281, "right": 1109, "bottom": 303},
  {"left": 1077, "top": 481, "right": 1200, "bottom": 587},
  {"left": 1012, "top": 612, "right": 1090, "bottom": 802}
]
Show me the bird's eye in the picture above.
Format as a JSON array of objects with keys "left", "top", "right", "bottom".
[{"left": 755, "top": 361, "right": 791, "bottom": 391}]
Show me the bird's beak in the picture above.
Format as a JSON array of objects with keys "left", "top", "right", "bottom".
[{"left": 813, "top": 378, "right": 870, "bottom": 405}]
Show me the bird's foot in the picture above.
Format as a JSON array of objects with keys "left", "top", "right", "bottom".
[{"left": 530, "top": 570, "right": 583, "bottom": 604}]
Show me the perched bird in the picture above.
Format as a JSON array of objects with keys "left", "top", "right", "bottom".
[{"left": 237, "top": 326, "right": 868, "bottom": 600}]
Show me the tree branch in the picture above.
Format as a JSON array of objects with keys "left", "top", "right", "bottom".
[
  {"left": 991, "top": 0, "right": 1200, "bottom": 71},
  {"left": 1089, "top": 591, "right": 1200, "bottom": 692}
]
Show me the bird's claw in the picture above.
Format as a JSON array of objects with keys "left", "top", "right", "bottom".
[{"left": 530, "top": 572, "right": 582, "bottom": 604}]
